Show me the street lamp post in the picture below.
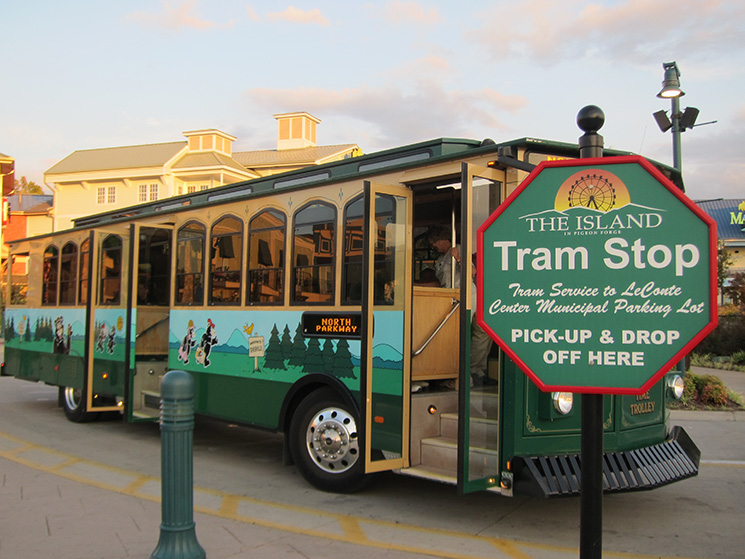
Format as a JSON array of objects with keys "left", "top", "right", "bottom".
[
  {"left": 657, "top": 61, "right": 685, "bottom": 172},
  {"left": 654, "top": 61, "right": 702, "bottom": 376}
]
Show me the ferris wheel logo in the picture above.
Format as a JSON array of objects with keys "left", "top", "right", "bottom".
[{"left": 553, "top": 169, "right": 630, "bottom": 213}]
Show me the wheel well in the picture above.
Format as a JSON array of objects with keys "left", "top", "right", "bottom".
[{"left": 279, "top": 374, "right": 358, "bottom": 435}]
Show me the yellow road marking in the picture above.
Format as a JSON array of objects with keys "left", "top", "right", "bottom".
[{"left": 0, "top": 430, "right": 723, "bottom": 559}]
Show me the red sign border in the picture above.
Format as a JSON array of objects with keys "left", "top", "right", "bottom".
[{"left": 476, "top": 155, "right": 719, "bottom": 395}]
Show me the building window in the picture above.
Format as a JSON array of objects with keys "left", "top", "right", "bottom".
[
  {"left": 139, "top": 184, "right": 159, "bottom": 202},
  {"left": 98, "top": 186, "right": 116, "bottom": 205}
]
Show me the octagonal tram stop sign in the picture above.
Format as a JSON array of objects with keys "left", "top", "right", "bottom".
[{"left": 476, "top": 155, "right": 717, "bottom": 395}]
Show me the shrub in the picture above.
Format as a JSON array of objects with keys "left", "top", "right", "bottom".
[
  {"left": 680, "top": 371, "right": 730, "bottom": 407},
  {"left": 731, "top": 350, "right": 745, "bottom": 366},
  {"left": 694, "top": 314, "right": 745, "bottom": 356},
  {"left": 701, "top": 381, "right": 728, "bottom": 406}
]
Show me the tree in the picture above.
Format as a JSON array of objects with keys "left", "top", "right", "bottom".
[
  {"left": 718, "top": 240, "right": 734, "bottom": 296},
  {"left": 724, "top": 271, "right": 745, "bottom": 308},
  {"left": 14, "top": 176, "right": 43, "bottom": 194}
]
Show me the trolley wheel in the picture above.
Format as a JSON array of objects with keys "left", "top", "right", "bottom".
[
  {"left": 60, "top": 386, "right": 99, "bottom": 423},
  {"left": 289, "top": 388, "right": 370, "bottom": 493}
]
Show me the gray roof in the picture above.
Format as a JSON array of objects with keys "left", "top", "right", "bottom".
[
  {"left": 46, "top": 142, "right": 186, "bottom": 174},
  {"left": 695, "top": 199, "right": 745, "bottom": 240},
  {"left": 233, "top": 144, "right": 357, "bottom": 167},
  {"left": 8, "top": 194, "right": 53, "bottom": 213},
  {"left": 171, "top": 152, "right": 248, "bottom": 174}
]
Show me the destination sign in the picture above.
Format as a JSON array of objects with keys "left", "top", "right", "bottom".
[{"left": 302, "top": 312, "right": 363, "bottom": 339}]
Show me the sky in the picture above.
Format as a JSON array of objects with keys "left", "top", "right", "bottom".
[{"left": 2, "top": 0, "right": 744, "bottom": 201}]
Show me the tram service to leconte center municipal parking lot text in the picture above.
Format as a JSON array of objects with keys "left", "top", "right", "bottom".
[{"left": 478, "top": 158, "right": 716, "bottom": 393}]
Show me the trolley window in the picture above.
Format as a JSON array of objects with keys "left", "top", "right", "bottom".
[
  {"left": 209, "top": 215, "right": 243, "bottom": 305},
  {"left": 137, "top": 228, "right": 171, "bottom": 306},
  {"left": 42, "top": 245, "right": 59, "bottom": 306},
  {"left": 78, "top": 239, "right": 89, "bottom": 305},
  {"left": 372, "top": 194, "right": 397, "bottom": 305},
  {"left": 342, "top": 196, "right": 364, "bottom": 304},
  {"left": 10, "top": 253, "right": 29, "bottom": 305},
  {"left": 247, "top": 209, "right": 286, "bottom": 305},
  {"left": 99, "top": 235, "right": 122, "bottom": 305},
  {"left": 292, "top": 202, "right": 335, "bottom": 304},
  {"left": 59, "top": 242, "right": 78, "bottom": 305},
  {"left": 176, "top": 221, "right": 206, "bottom": 306}
]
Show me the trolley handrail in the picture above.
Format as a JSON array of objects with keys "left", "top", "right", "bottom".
[
  {"left": 412, "top": 298, "right": 460, "bottom": 357},
  {"left": 136, "top": 315, "right": 170, "bottom": 340}
]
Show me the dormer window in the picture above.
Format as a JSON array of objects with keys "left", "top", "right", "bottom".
[
  {"left": 274, "top": 112, "right": 320, "bottom": 150},
  {"left": 183, "top": 129, "right": 236, "bottom": 156}
]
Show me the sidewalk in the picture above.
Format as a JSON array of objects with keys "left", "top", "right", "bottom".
[
  {"left": 691, "top": 365, "right": 745, "bottom": 397},
  {"left": 0, "top": 368, "right": 742, "bottom": 559},
  {"left": 0, "top": 453, "right": 445, "bottom": 559},
  {"left": 0, "top": 430, "right": 578, "bottom": 559}
]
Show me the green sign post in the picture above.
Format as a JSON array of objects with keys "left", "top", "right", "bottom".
[{"left": 477, "top": 155, "right": 717, "bottom": 394}]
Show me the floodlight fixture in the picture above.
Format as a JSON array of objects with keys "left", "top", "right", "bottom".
[
  {"left": 653, "top": 110, "right": 672, "bottom": 132},
  {"left": 680, "top": 107, "right": 700, "bottom": 130},
  {"left": 657, "top": 61, "right": 684, "bottom": 99}
]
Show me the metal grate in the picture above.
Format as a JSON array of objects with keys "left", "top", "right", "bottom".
[{"left": 512, "top": 427, "right": 700, "bottom": 497}]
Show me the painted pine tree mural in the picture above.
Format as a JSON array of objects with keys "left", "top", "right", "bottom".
[
  {"left": 322, "top": 339, "right": 335, "bottom": 367},
  {"left": 289, "top": 323, "right": 306, "bottom": 367},
  {"left": 303, "top": 337, "right": 325, "bottom": 373},
  {"left": 263, "top": 324, "right": 286, "bottom": 370},
  {"left": 332, "top": 338, "right": 356, "bottom": 380},
  {"left": 280, "top": 325, "right": 293, "bottom": 361}
]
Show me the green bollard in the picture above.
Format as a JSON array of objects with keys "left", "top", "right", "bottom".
[{"left": 151, "top": 370, "right": 206, "bottom": 559}]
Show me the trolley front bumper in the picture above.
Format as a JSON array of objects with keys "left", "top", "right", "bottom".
[{"left": 511, "top": 426, "right": 700, "bottom": 498}]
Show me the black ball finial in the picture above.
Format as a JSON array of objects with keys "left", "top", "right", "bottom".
[{"left": 577, "top": 105, "right": 605, "bottom": 134}]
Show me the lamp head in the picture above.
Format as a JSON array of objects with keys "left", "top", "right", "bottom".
[{"left": 657, "top": 61, "right": 684, "bottom": 99}]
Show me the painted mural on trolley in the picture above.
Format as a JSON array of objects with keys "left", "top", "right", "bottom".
[
  {"left": 4, "top": 307, "right": 404, "bottom": 395},
  {"left": 4, "top": 308, "right": 89, "bottom": 357},
  {"left": 168, "top": 309, "right": 404, "bottom": 395}
]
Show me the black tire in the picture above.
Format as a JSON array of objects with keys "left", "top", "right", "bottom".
[
  {"left": 289, "top": 388, "right": 371, "bottom": 493},
  {"left": 60, "top": 386, "right": 99, "bottom": 423}
]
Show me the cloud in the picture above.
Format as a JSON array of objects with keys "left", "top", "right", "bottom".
[
  {"left": 126, "top": 0, "right": 231, "bottom": 31},
  {"left": 246, "top": 5, "right": 261, "bottom": 22},
  {"left": 469, "top": 0, "right": 745, "bottom": 66},
  {"left": 265, "top": 6, "right": 330, "bottom": 26},
  {"left": 681, "top": 112, "right": 745, "bottom": 200},
  {"left": 244, "top": 83, "right": 528, "bottom": 149},
  {"left": 382, "top": 1, "right": 440, "bottom": 25}
]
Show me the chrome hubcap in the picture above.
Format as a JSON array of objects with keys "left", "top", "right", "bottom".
[
  {"left": 64, "top": 387, "right": 82, "bottom": 411},
  {"left": 306, "top": 407, "right": 359, "bottom": 474}
]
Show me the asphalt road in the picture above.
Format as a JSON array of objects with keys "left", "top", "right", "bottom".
[{"left": 1, "top": 371, "right": 743, "bottom": 559}]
